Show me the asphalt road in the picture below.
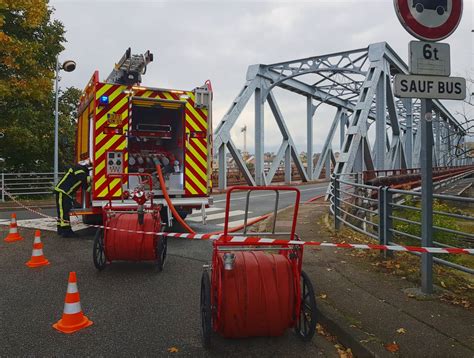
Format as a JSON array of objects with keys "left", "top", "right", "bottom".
[{"left": 0, "top": 183, "right": 337, "bottom": 357}]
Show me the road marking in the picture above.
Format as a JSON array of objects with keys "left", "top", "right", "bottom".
[
  {"left": 213, "top": 185, "right": 328, "bottom": 203},
  {"left": 217, "top": 218, "right": 259, "bottom": 227},
  {"left": 190, "top": 207, "right": 221, "bottom": 215},
  {"left": 187, "top": 210, "right": 248, "bottom": 222},
  {"left": 16, "top": 217, "right": 88, "bottom": 232}
]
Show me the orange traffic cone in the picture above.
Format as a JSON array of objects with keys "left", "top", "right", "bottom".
[
  {"left": 25, "top": 230, "right": 50, "bottom": 268},
  {"left": 53, "top": 272, "right": 93, "bottom": 334},
  {"left": 4, "top": 213, "right": 23, "bottom": 242}
]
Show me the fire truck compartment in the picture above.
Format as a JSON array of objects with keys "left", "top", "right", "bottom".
[{"left": 127, "top": 99, "right": 185, "bottom": 195}]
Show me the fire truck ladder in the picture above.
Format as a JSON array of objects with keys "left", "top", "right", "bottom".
[{"left": 105, "top": 47, "right": 154, "bottom": 85}]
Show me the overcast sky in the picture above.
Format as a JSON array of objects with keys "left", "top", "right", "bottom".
[{"left": 51, "top": 0, "right": 473, "bottom": 154}]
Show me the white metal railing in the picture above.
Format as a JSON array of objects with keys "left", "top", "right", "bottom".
[{"left": 1, "top": 172, "right": 64, "bottom": 202}]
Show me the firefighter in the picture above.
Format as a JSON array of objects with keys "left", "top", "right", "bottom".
[{"left": 54, "top": 159, "right": 92, "bottom": 237}]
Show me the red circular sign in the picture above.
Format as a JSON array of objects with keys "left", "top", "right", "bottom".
[{"left": 394, "top": 0, "right": 463, "bottom": 41}]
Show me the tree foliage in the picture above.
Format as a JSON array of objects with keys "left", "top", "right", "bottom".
[{"left": 0, "top": 0, "right": 79, "bottom": 172}]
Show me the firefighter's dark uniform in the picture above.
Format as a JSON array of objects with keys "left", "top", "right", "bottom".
[{"left": 54, "top": 163, "right": 90, "bottom": 236}]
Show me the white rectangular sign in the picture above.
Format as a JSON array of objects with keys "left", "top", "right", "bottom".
[
  {"left": 409, "top": 41, "right": 450, "bottom": 77},
  {"left": 394, "top": 75, "right": 466, "bottom": 100}
]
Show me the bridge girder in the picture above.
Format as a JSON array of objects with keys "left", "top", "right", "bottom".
[{"left": 214, "top": 42, "right": 470, "bottom": 188}]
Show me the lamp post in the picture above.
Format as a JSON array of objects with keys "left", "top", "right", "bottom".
[{"left": 54, "top": 57, "right": 76, "bottom": 184}]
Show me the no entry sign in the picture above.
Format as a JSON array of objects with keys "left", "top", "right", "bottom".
[{"left": 394, "top": 0, "right": 463, "bottom": 41}]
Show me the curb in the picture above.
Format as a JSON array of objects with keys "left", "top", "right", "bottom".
[{"left": 317, "top": 301, "right": 386, "bottom": 358}]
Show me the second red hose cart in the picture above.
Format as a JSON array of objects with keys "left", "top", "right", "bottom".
[{"left": 200, "top": 186, "right": 317, "bottom": 347}]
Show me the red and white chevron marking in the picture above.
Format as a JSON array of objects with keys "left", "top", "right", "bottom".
[{"left": 3, "top": 189, "right": 473, "bottom": 255}]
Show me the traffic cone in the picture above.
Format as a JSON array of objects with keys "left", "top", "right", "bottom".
[
  {"left": 25, "top": 230, "right": 50, "bottom": 268},
  {"left": 3, "top": 213, "right": 23, "bottom": 242},
  {"left": 53, "top": 272, "right": 93, "bottom": 334}
]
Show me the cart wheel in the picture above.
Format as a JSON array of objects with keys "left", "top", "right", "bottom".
[
  {"left": 155, "top": 236, "right": 167, "bottom": 272},
  {"left": 295, "top": 270, "right": 317, "bottom": 341},
  {"left": 200, "top": 270, "right": 212, "bottom": 348},
  {"left": 93, "top": 228, "right": 107, "bottom": 271}
]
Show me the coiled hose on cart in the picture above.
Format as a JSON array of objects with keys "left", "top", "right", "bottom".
[{"left": 156, "top": 165, "right": 195, "bottom": 234}]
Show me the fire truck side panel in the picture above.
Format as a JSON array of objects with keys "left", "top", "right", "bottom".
[
  {"left": 93, "top": 82, "right": 129, "bottom": 200},
  {"left": 76, "top": 71, "right": 98, "bottom": 163},
  {"left": 183, "top": 90, "right": 209, "bottom": 197}
]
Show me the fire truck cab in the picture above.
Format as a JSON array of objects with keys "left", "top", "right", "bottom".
[{"left": 74, "top": 48, "right": 213, "bottom": 225}]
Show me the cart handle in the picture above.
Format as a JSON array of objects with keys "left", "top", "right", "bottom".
[{"left": 223, "top": 186, "right": 301, "bottom": 240}]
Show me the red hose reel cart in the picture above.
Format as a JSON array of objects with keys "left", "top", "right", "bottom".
[
  {"left": 93, "top": 173, "right": 167, "bottom": 271},
  {"left": 200, "top": 186, "right": 317, "bottom": 347}
]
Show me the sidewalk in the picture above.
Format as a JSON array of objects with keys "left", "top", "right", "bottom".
[{"left": 271, "top": 200, "right": 474, "bottom": 357}]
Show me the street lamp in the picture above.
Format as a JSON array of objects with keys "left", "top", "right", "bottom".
[{"left": 54, "top": 57, "right": 76, "bottom": 184}]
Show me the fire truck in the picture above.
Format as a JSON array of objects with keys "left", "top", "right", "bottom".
[{"left": 73, "top": 48, "right": 213, "bottom": 225}]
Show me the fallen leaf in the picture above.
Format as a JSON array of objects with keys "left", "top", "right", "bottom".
[
  {"left": 440, "top": 281, "right": 447, "bottom": 288},
  {"left": 384, "top": 342, "right": 400, "bottom": 353},
  {"left": 326, "top": 268, "right": 333, "bottom": 272},
  {"left": 336, "top": 347, "right": 354, "bottom": 358},
  {"left": 167, "top": 347, "right": 179, "bottom": 353},
  {"left": 316, "top": 323, "right": 326, "bottom": 335},
  {"left": 319, "top": 293, "right": 328, "bottom": 299},
  {"left": 396, "top": 328, "right": 407, "bottom": 334}
]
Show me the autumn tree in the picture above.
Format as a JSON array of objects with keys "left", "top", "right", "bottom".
[
  {"left": 441, "top": 77, "right": 474, "bottom": 165},
  {"left": 0, "top": 0, "right": 74, "bottom": 172}
]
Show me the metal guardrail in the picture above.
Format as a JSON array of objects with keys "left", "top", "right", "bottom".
[
  {"left": 0, "top": 172, "right": 64, "bottom": 202},
  {"left": 329, "top": 173, "right": 474, "bottom": 287}
]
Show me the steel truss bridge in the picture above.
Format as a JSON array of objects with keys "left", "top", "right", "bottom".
[{"left": 213, "top": 42, "right": 471, "bottom": 189}]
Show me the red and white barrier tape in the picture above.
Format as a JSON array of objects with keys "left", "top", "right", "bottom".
[
  {"left": 3, "top": 189, "right": 473, "bottom": 255},
  {"left": 2, "top": 189, "right": 52, "bottom": 219}
]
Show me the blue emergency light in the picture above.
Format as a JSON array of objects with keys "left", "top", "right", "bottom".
[{"left": 99, "top": 95, "right": 109, "bottom": 105}]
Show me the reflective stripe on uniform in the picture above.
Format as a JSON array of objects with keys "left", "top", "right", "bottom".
[
  {"left": 66, "top": 180, "right": 83, "bottom": 196},
  {"left": 55, "top": 169, "right": 73, "bottom": 191},
  {"left": 58, "top": 192, "right": 70, "bottom": 227}
]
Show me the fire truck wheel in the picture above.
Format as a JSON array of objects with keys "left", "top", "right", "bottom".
[
  {"left": 83, "top": 214, "right": 103, "bottom": 226},
  {"left": 295, "top": 270, "right": 317, "bottom": 341},
  {"left": 177, "top": 210, "right": 188, "bottom": 220},
  {"left": 155, "top": 236, "right": 167, "bottom": 272},
  {"left": 93, "top": 228, "right": 107, "bottom": 271},
  {"left": 200, "top": 270, "right": 212, "bottom": 348}
]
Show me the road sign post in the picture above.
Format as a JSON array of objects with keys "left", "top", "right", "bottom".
[
  {"left": 394, "top": 0, "right": 464, "bottom": 294},
  {"left": 420, "top": 99, "right": 434, "bottom": 294}
]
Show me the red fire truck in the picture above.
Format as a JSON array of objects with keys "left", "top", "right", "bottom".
[{"left": 73, "top": 48, "right": 213, "bottom": 225}]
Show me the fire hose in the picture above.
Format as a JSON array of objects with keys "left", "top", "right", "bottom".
[{"left": 155, "top": 164, "right": 195, "bottom": 234}]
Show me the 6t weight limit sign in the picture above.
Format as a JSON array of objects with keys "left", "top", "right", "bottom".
[
  {"left": 409, "top": 41, "right": 450, "bottom": 76},
  {"left": 394, "top": 74, "right": 466, "bottom": 100}
]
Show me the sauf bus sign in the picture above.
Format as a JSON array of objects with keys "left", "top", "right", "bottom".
[
  {"left": 393, "top": 0, "right": 465, "bottom": 100},
  {"left": 395, "top": 74, "right": 465, "bottom": 100}
]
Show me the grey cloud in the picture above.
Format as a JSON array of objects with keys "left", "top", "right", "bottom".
[{"left": 52, "top": 0, "right": 473, "bottom": 153}]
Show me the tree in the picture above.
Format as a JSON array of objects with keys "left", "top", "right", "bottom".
[
  {"left": 57, "top": 87, "right": 81, "bottom": 169},
  {"left": 443, "top": 77, "right": 474, "bottom": 165},
  {"left": 0, "top": 0, "right": 66, "bottom": 171}
]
